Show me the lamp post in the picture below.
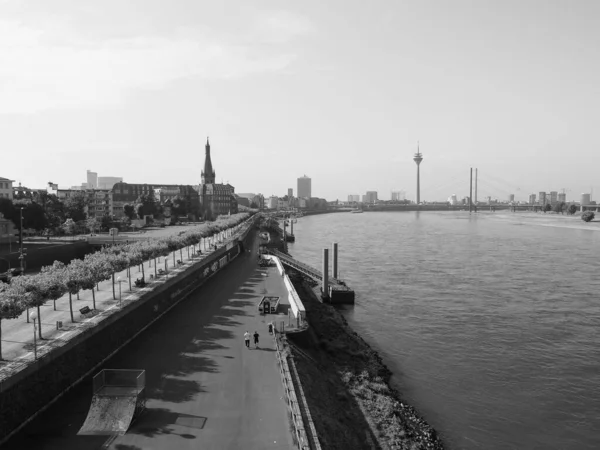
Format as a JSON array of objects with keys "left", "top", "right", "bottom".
[
  {"left": 29, "top": 310, "right": 38, "bottom": 360},
  {"left": 117, "top": 276, "right": 122, "bottom": 308},
  {"left": 19, "top": 207, "right": 26, "bottom": 274}
]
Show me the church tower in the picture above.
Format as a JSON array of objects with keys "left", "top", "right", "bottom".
[{"left": 201, "top": 137, "right": 216, "bottom": 184}]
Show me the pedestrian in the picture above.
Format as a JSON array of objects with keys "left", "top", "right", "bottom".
[
  {"left": 253, "top": 331, "right": 259, "bottom": 348},
  {"left": 268, "top": 322, "right": 273, "bottom": 335},
  {"left": 244, "top": 331, "right": 250, "bottom": 349}
]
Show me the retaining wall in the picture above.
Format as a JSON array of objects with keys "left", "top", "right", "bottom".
[
  {"left": 0, "top": 239, "right": 243, "bottom": 443},
  {"left": 2, "top": 240, "right": 94, "bottom": 272}
]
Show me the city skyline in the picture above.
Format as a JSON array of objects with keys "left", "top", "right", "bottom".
[{"left": 1, "top": 1, "right": 600, "bottom": 201}]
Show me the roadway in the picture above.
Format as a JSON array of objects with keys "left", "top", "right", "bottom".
[{"left": 3, "top": 232, "right": 295, "bottom": 450}]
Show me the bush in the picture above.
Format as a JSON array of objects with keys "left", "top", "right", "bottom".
[{"left": 581, "top": 211, "right": 595, "bottom": 222}]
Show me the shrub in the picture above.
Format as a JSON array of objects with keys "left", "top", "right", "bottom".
[{"left": 582, "top": 211, "right": 595, "bottom": 222}]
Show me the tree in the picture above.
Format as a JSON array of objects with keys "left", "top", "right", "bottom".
[
  {"left": 543, "top": 203, "right": 552, "bottom": 213},
  {"left": 119, "top": 216, "right": 132, "bottom": 230},
  {"left": 172, "top": 196, "right": 187, "bottom": 218},
  {"left": 62, "top": 218, "right": 77, "bottom": 238},
  {"left": 100, "top": 214, "right": 113, "bottom": 231},
  {"left": 40, "top": 261, "right": 68, "bottom": 311},
  {"left": 123, "top": 204, "right": 136, "bottom": 220},
  {"left": 135, "top": 194, "right": 158, "bottom": 219},
  {"left": 11, "top": 275, "right": 46, "bottom": 339},
  {"left": 86, "top": 217, "right": 100, "bottom": 234},
  {"left": 0, "top": 198, "right": 16, "bottom": 225},
  {"left": 552, "top": 201, "right": 566, "bottom": 214},
  {"left": 0, "top": 284, "right": 26, "bottom": 360},
  {"left": 581, "top": 211, "right": 595, "bottom": 222},
  {"left": 64, "top": 191, "right": 88, "bottom": 222},
  {"left": 568, "top": 204, "right": 578, "bottom": 215}
]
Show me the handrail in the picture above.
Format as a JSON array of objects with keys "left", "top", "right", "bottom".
[{"left": 268, "top": 250, "right": 343, "bottom": 285}]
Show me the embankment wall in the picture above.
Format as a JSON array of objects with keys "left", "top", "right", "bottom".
[
  {"left": 3, "top": 240, "right": 94, "bottom": 272},
  {"left": 0, "top": 236, "right": 247, "bottom": 443}
]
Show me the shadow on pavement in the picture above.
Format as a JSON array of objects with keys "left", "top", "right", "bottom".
[
  {"left": 130, "top": 408, "right": 207, "bottom": 438},
  {"left": 3, "top": 235, "right": 265, "bottom": 449}
]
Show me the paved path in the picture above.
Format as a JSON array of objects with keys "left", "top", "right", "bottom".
[
  {"left": 3, "top": 231, "right": 295, "bottom": 450},
  {"left": 0, "top": 230, "right": 235, "bottom": 370}
]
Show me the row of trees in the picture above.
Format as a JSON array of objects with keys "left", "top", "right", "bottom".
[
  {"left": 0, "top": 190, "right": 194, "bottom": 237},
  {"left": 0, "top": 212, "right": 255, "bottom": 360}
]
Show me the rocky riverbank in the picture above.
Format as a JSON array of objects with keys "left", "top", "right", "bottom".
[{"left": 286, "top": 271, "right": 445, "bottom": 450}]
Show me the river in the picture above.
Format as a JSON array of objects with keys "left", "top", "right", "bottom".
[{"left": 287, "top": 211, "right": 600, "bottom": 450}]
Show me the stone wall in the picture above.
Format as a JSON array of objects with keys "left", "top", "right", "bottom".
[
  {"left": 0, "top": 240, "right": 242, "bottom": 443},
  {"left": 3, "top": 240, "right": 94, "bottom": 272}
]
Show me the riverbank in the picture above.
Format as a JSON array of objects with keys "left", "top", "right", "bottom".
[{"left": 286, "top": 271, "right": 445, "bottom": 450}]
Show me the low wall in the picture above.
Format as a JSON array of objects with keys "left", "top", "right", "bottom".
[
  {"left": 0, "top": 238, "right": 244, "bottom": 443},
  {"left": 263, "top": 255, "right": 306, "bottom": 321},
  {"left": 2, "top": 240, "right": 94, "bottom": 272}
]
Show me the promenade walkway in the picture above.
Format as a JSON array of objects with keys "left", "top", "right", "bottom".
[
  {"left": 3, "top": 231, "right": 296, "bottom": 449},
  {"left": 0, "top": 232, "right": 232, "bottom": 375}
]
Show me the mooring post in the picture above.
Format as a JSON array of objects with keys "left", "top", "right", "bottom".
[
  {"left": 332, "top": 242, "right": 338, "bottom": 279},
  {"left": 322, "top": 248, "right": 329, "bottom": 299},
  {"left": 469, "top": 167, "right": 473, "bottom": 213},
  {"left": 291, "top": 220, "right": 294, "bottom": 235}
]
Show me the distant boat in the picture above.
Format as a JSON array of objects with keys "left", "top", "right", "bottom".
[{"left": 351, "top": 208, "right": 363, "bottom": 214}]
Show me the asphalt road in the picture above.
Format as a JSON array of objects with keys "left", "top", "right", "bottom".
[{"left": 3, "top": 232, "right": 295, "bottom": 450}]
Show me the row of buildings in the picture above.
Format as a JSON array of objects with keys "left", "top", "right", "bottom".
[{"left": 1, "top": 139, "right": 253, "bottom": 223}]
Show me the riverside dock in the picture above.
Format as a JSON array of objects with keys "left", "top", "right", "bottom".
[{"left": 267, "top": 249, "right": 355, "bottom": 304}]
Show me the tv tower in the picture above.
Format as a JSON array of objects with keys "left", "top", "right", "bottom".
[{"left": 413, "top": 142, "right": 423, "bottom": 204}]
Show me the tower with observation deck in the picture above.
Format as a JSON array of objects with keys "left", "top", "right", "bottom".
[{"left": 413, "top": 143, "right": 423, "bottom": 204}]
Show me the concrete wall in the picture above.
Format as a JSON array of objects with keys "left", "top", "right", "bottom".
[
  {"left": 3, "top": 241, "right": 94, "bottom": 272},
  {"left": 0, "top": 240, "right": 243, "bottom": 443}
]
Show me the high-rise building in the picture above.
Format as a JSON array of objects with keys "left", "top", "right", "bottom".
[
  {"left": 347, "top": 195, "right": 360, "bottom": 203},
  {"left": 288, "top": 188, "right": 293, "bottom": 198},
  {"left": 98, "top": 176, "right": 123, "bottom": 190},
  {"left": 558, "top": 192, "right": 566, "bottom": 202},
  {"left": 86, "top": 170, "right": 98, "bottom": 189},
  {"left": 297, "top": 175, "right": 311, "bottom": 198},
  {"left": 365, "top": 191, "right": 378, "bottom": 203},
  {"left": 550, "top": 191, "right": 558, "bottom": 205},
  {"left": 529, "top": 194, "right": 536, "bottom": 205},
  {"left": 413, "top": 143, "right": 423, "bottom": 204},
  {"left": 448, "top": 194, "right": 458, "bottom": 205},
  {"left": 198, "top": 138, "right": 238, "bottom": 220},
  {"left": 508, "top": 194, "right": 515, "bottom": 203},
  {"left": 539, "top": 192, "right": 547, "bottom": 205}
]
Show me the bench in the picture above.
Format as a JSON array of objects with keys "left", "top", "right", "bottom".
[
  {"left": 79, "top": 306, "right": 94, "bottom": 318},
  {"left": 158, "top": 269, "right": 165, "bottom": 275}
]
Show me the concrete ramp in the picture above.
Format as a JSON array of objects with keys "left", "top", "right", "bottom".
[
  {"left": 78, "top": 369, "right": 146, "bottom": 436},
  {"left": 78, "top": 394, "right": 137, "bottom": 435}
]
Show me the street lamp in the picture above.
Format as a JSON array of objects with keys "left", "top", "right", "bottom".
[
  {"left": 19, "top": 207, "right": 26, "bottom": 274},
  {"left": 29, "top": 310, "right": 38, "bottom": 360},
  {"left": 117, "top": 276, "right": 122, "bottom": 308}
]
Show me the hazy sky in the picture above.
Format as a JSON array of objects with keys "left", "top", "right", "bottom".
[{"left": 1, "top": 0, "right": 599, "bottom": 202}]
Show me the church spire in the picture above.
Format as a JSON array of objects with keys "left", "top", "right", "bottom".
[{"left": 201, "top": 137, "right": 216, "bottom": 184}]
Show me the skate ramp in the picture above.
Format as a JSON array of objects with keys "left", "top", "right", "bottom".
[
  {"left": 78, "top": 394, "right": 137, "bottom": 435},
  {"left": 78, "top": 369, "right": 146, "bottom": 436}
]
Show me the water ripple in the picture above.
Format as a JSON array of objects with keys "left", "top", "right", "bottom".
[{"left": 289, "top": 211, "right": 600, "bottom": 450}]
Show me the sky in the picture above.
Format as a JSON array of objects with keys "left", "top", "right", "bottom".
[{"left": 1, "top": 0, "right": 599, "bottom": 203}]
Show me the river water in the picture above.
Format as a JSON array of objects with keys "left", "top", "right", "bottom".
[{"left": 287, "top": 211, "right": 600, "bottom": 450}]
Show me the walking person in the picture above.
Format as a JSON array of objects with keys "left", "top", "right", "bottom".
[
  {"left": 253, "top": 331, "right": 260, "bottom": 348},
  {"left": 244, "top": 331, "right": 250, "bottom": 349},
  {"left": 268, "top": 322, "right": 273, "bottom": 335}
]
